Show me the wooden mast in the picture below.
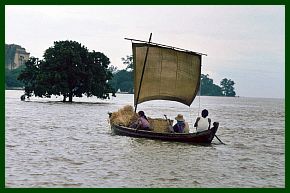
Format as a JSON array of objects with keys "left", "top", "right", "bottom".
[{"left": 134, "top": 33, "right": 152, "bottom": 112}]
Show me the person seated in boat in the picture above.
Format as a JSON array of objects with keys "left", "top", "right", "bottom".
[
  {"left": 173, "top": 114, "right": 189, "bottom": 133},
  {"left": 130, "top": 111, "right": 151, "bottom": 131},
  {"left": 194, "top": 109, "right": 211, "bottom": 132}
]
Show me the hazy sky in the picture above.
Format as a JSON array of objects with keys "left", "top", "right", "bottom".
[{"left": 5, "top": 5, "right": 285, "bottom": 98}]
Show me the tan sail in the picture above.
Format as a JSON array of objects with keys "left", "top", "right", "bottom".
[{"left": 133, "top": 43, "right": 201, "bottom": 106}]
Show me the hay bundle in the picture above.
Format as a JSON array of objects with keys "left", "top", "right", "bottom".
[
  {"left": 109, "top": 105, "right": 138, "bottom": 126},
  {"left": 110, "top": 106, "right": 175, "bottom": 133},
  {"left": 148, "top": 118, "right": 173, "bottom": 133}
]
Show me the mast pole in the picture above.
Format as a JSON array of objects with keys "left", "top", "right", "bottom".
[{"left": 134, "top": 33, "right": 152, "bottom": 112}]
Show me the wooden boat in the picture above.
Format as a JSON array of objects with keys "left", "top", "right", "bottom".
[
  {"left": 109, "top": 33, "right": 220, "bottom": 144},
  {"left": 111, "top": 122, "right": 219, "bottom": 144}
]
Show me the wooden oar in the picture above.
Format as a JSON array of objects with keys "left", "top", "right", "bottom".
[{"left": 215, "top": 135, "right": 226, "bottom": 145}]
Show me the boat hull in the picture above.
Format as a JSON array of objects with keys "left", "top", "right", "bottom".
[{"left": 110, "top": 122, "right": 219, "bottom": 144}]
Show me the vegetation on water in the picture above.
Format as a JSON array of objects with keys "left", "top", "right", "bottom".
[{"left": 17, "top": 40, "right": 114, "bottom": 102}]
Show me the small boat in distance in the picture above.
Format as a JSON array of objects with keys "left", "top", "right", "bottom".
[
  {"left": 116, "top": 89, "right": 129, "bottom": 94},
  {"left": 109, "top": 33, "right": 220, "bottom": 144}
]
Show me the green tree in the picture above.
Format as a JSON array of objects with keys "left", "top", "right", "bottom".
[
  {"left": 122, "top": 55, "right": 133, "bottom": 71},
  {"left": 109, "top": 69, "right": 133, "bottom": 93},
  {"left": 5, "top": 65, "right": 25, "bottom": 88},
  {"left": 220, "top": 78, "right": 236, "bottom": 97},
  {"left": 18, "top": 57, "right": 42, "bottom": 97},
  {"left": 18, "top": 40, "right": 113, "bottom": 102},
  {"left": 84, "top": 51, "right": 114, "bottom": 99},
  {"left": 200, "top": 74, "right": 223, "bottom": 96},
  {"left": 109, "top": 55, "right": 134, "bottom": 93}
]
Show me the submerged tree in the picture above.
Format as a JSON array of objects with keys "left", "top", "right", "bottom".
[
  {"left": 84, "top": 51, "right": 114, "bottom": 99},
  {"left": 18, "top": 40, "right": 114, "bottom": 102},
  {"left": 18, "top": 57, "right": 41, "bottom": 97}
]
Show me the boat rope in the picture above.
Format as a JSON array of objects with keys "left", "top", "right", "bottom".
[
  {"left": 190, "top": 65, "right": 202, "bottom": 132},
  {"left": 198, "top": 73, "right": 201, "bottom": 117},
  {"left": 189, "top": 106, "right": 194, "bottom": 132}
]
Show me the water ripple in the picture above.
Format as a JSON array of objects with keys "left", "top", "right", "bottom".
[{"left": 5, "top": 91, "right": 285, "bottom": 188}]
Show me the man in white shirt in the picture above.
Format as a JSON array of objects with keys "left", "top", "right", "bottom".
[{"left": 194, "top": 109, "right": 211, "bottom": 132}]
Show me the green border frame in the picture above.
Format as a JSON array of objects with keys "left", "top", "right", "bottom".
[
  {"left": 1, "top": 0, "right": 287, "bottom": 192},
  {"left": 0, "top": 0, "right": 287, "bottom": 5}
]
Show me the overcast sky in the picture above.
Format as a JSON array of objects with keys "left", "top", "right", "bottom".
[{"left": 5, "top": 5, "right": 285, "bottom": 98}]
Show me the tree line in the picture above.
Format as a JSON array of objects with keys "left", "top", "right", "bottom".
[
  {"left": 5, "top": 40, "right": 236, "bottom": 102},
  {"left": 5, "top": 66, "right": 25, "bottom": 88}
]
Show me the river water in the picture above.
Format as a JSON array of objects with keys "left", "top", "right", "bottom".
[{"left": 5, "top": 90, "right": 285, "bottom": 188}]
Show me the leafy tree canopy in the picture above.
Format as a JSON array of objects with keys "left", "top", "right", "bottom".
[
  {"left": 220, "top": 78, "right": 236, "bottom": 97},
  {"left": 122, "top": 55, "right": 133, "bottom": 71},
  {"left": 5, "top": 65, "right": 25, "bottom": 88},
  {"left": 18, "top": 40, "right": 114, "bottom": 102},
  {"left": 200, "top": 74, "right": 236, "bottom": 97},
  {"left": 109, "top": 55, "right": 134, "bottom": 93},
  {"left": 200, "top": 74, "right": 223, "bottom": 96}
]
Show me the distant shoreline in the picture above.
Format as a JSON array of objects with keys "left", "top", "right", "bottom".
[
  {"left": 5, "top": 87, "right": 24, "bottom": 90},
  {"left": 5, "top": 89, "right": 284, "bottom": 100}
]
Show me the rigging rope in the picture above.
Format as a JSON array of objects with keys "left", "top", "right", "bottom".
[
  {"left": 198, "top": 76, "right": 201, "bottom": 117},
  {"left": 189, "top": 74, "right": 202, "bottom": 133}
]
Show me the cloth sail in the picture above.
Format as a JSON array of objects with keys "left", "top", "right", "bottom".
[{"left": 133, "top": 43, "right": 201, "bottom": 106}]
